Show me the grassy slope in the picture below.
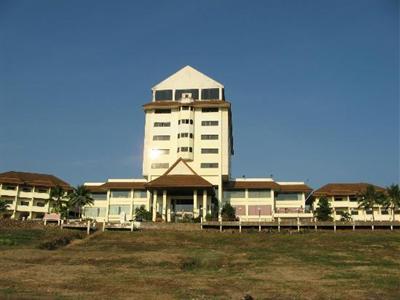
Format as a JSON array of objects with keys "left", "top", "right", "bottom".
[{"left": 0, "top": 228, "right": 399, "bottom": 299}]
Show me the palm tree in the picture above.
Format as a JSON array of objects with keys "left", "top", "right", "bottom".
[
  {"left": 48, "top": 185, "right": 66, "bottom": 213},
  {"left": 358, "top": 185, "right": 385, "bottom": 222},
  {"left": 386, "top": 184, "right": 400, "bottom": 221},
  {"left": 68, "top": 185, "right": 94, "bottom": 218}
]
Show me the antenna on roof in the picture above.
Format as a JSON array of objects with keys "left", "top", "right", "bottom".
[{"left": 242, "top": 175, "right": 245, "bottom": 178}]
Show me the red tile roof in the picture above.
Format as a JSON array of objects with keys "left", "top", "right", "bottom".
[
  {"left": 0, "top": 171, "right": 71, "bottom": 189},
  {"left": 313, "top": 183, "right": 385, "bottom": 197}
]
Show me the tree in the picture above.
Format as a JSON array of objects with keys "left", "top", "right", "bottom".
[
  {"left": 386, "top": 184, "right": 400, "bottom": 221},
  {"left": 48, "top": 185, "right": 67, "bottom": 214},
  {"left": 135, "top": 205, "right": 152, "bottom": 221},
  {"left": 68, "top": 185, "right": 94, "bottom": 218},
  {"left": 358, "top": 185, "right": 385, "bottom": 222},
  {"left": 315, "top": 196, "right": 332, "bottom": 221},
  {"left": 0, "top": 200, "right": 10, "bottom": 216},
  {"left": 221, "top": 202, "right": 236, "bottom": 221}
]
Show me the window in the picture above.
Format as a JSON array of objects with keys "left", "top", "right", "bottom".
[
  {"left": 202, "top": 108, "right": 219, "bottom": 113},
  {"left": 91, "top": 193, "right": 107, "bottom": 200},
  {"left": 110, "top": 190, "right": 130, "bottom": 198},
  {"left": 109, "top": 205, "right": 130, "bottom": 215},
  {"left": 134, "top": 190, "right": 147, "bottom": 198},
  {"left": 154, "top": 109, "right": 171, "bottom": 114},
  {"left": 21, "top": 187, "right": 33, "bottom": 192},
  {"left": 154, "top": 122, "right": 171, "bottom": 127},
  {"left": 201, "top": 120, "right": 219, "bottom": 126},
  {"left": 224, "top": 190, "right": 245, "bottom": 199},
  {"left": 381, "top": 209, "right": 389, "bottom": 215},
  {"left": 200, "top": 163, "right": 218, "bottom": 168},
  {"left": 181, "top": 106, "right": 193, "bottom": 111},
  {"left": 152, "top": 149, "right": 169, "bottom": 155},
  {"left": 178, "top": 147, "right": 193, "bottom": 153},
  {"left": 349, "top": 197, "right": 358, "bottom": 202},
  {"left": 275, "top": 193, "right": 301, "bottom": 201},
  {"left": 151, "top": 163, "right": 169, "bottom": 169},
  {"left": 4, "top": 185, "right": 16, "bottom": 190},
  {"left": 175, "top": 89, "right": 199, "bottom": 100},
  {"left": 201, "top": 134, "right": 218, "bottom": 140},
  {"left": 153, "top": 135, "right": 170, "bottom": 141},
  {"left": 366, "top": 209, "right": 373, "bottom": 215},
  {"left": 248, "top": 190, "right": 271, "bottom": 198},
  {"left": 155, "top": 90, "right": 173, "bottom": 101},
  {"left": 36, "top": 201, "right": 45, "bottom": 207},
  {"left": 201, "top": 148, "right": 219, "bottom": 154},
  {"left": 179, "top": 119, "right": 193, "bottom": 125},
  {"left": 178, "top": 133, "right": 193, "bottom": 139},
  {"left": 37, "top": 188, "right": 48, "bottom": 193},
  {"left": 201, "top": 88, "right": 219, "bottom": 100},
  {"left": 20, "top": 201, "right": 29, "bottom": 206},
  {"left": 334, "top": 197, "right": 344, "bottom": 201},
  {"left": 351, "top": 210, "right": 359, "bottom": 215}
]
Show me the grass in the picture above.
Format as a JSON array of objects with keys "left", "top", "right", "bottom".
[{"left": 0, "top": 225, "right": 399, "bottom": 299}]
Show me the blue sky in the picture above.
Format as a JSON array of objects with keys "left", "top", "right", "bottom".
[{"left": 0, "top": 0, "right": 398, "bottom": 188}]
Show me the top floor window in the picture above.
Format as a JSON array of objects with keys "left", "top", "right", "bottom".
[
  {"left": 21, "top": 187, "right": 33, "bottom": 192},
  {"left": 91, "top": 193, "right": 107, "bottom": 201},
  {"left": 224, "top": 190, "right": 245, "bottom": 199},
  {"left": 3, "top": 185, "right": 16, "bottom": 191},
  {"left": 248, "top": 190, "right": 271, "bottom": 198},
  {"left": 111, "top": 190, "right": 130, "bottom": 198},
  {"left": 275, "top": 193, "right": 301, "bottom": 201},
  {"left": 155, "top": 90, "right": 173, "bottom": 101},
  {"left": 154, "top": 109, "right": 171, "bottom": 114},
  {"left": 36, "top": 188, "right": 48, "bottom": 193},
  {"left": 134, "top": 190, "right": 147, "bottom": 198},
  {"left": 175, "top": 89, "right": 199, "bottom": 100},
  {"left": 202, "top": 108, "right": 219, "bottom": 113},
  {"left": 201, "top": 88, "right": 219, "bottom": 100}
]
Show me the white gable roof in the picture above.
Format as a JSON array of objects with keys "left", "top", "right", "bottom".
[
  {"left": 152, "top": 65, "right": 224, "bottom": 91},
  {"left": 167, "top": 159, "right": 196, "bottom": 176}
]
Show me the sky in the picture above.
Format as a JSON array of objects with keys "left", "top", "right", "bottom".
[{"left": 0, "top": 0, "right": 398, "bottom": 188}]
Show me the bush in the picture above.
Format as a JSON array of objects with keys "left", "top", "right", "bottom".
[
  {"left": 221, "top": 202, "right": 236, "bottom": 221},
  {"left": 315, "top": 197, "right": 333, "bottom": 221},
  {"left": 340, "top": 211, "right": 352, "bottom": 222},
  {"left": 135, "top": 205, "right": 152, "bottom": 221},
  {"left": 38, "top": 231, "right": 84, "bottom": 250},
  {"left": 180, "top": 257, "right": 202, "bottom": 271}
]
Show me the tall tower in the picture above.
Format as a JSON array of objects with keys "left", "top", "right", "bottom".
[{"left": 142, "top": 66, "right": 233, "bottom": 202}]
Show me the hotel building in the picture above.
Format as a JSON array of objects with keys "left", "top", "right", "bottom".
[
  {"left": 312, "top": 183, "right": 399, "bottom": 221},
  {"left": 0, "top": 171, "right": 71, "bottom": 219},
  {"left": 84, "top": 66, "right": 313, "bottom": 222}
]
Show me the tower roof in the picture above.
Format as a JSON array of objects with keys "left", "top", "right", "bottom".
[{"left": 152, "top": 65, "right": 224, "bottom": 91}]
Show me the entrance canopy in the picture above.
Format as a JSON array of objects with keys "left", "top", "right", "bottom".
[{"left": 145, "top": 158, "right": 214, "bottom": 192}]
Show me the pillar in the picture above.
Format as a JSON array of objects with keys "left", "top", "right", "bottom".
[
  {"left": 193, "top": 190, "right": 198, "bottom": 218},
  {"left": 202, "top": 190, "right": 207, "bottom": 218},
  {"left": 152, "top": 190, "right": 158, "bottom": 222},
  {"left": 105, "top": 189, "right": 111, "bottom": 222},
  {"left": 162, "top": 190, "right": 167, "bottom": 221},
  {"left": 167, "top": 197, "right": 171, "bottom": 222}
]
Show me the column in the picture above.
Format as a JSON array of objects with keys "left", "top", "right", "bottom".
[
  {"left": 202, "top": 190, "right": 207, "bottom": 218},
  {"left": 193, "top": 190, "right": 198, "bottom": 218},
  {"left": 152, "top": 190, "right": 158, "bottom": 222},
  {"left": 218, "top": 182, "right": 223, "bottom": 221},
  {"left": 130, "top": 189, "right": 134, "bottom": 221},
  {"left": 12, "top": 185, "right": 19, "bottom": 219},
  {"left": 162, "top": 190, "right": 167, "bottom": 221},
  {"left": 146, "top": 190, "right": 151, "bottom": 211},
  {"left": 167, "top": 196, "right": 171, "bottom": 222},
  {"left": 105, "top": 189, "right": 111, "bottom": 222}
]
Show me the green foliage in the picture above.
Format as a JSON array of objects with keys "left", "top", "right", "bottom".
[
  {"left": 221, "top": 202, "right": 236, "bottom": 221},
  {"left": 386, "top": 184, "right": 400, "bottom": 220},
  {"left": 0, "top": 200, "right": 10, "bottom": 214},
  {"left": 48, "top": 185, "right": 68, "bottom": 215},
  {"left": 315, "top": 197, "right": 333, "bottom": 221},
  {"left": 68, "top": 185, "right": 94, "bottom": 218},
  {"left": 135, "top": 205, "right": 152, "bottom": 221},
  {"left": 205, "top": 213, "right": 213, "bottom": 221},
  {"left": 358, "top": 185, "right": 385, "bottom": 221},
  {"left": 340, "top": 211, "right": 352, "bottom": 222}
]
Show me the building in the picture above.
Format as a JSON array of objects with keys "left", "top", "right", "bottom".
[
  {"left": 0, "top": 171, "right": 71, "bottom": 219},
  {"left": 84, "top": 66, "right": 312, "bottom": 222},
  {"left": 312, "top": 183, "right": 398, "bottom": 221}
]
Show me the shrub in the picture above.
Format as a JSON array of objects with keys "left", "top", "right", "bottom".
[
  {"left": 180, "top": 257, "right": 202, "bottom": 271},
  {"left": 340, "top": 211, "right": 352, "bottom": 222},
  {"left": 221, "top": 202, "right": 236, "bottom": 221},
  {"left": 135, "top": 205, "right": 152, "bottom": 221},
  {"left": 315, "top": 197, "right": 333, "bottom": 221}
]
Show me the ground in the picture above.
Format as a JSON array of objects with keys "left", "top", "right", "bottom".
[{"left": 0, "top": 222, "right": 399, "bottom": 299}]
